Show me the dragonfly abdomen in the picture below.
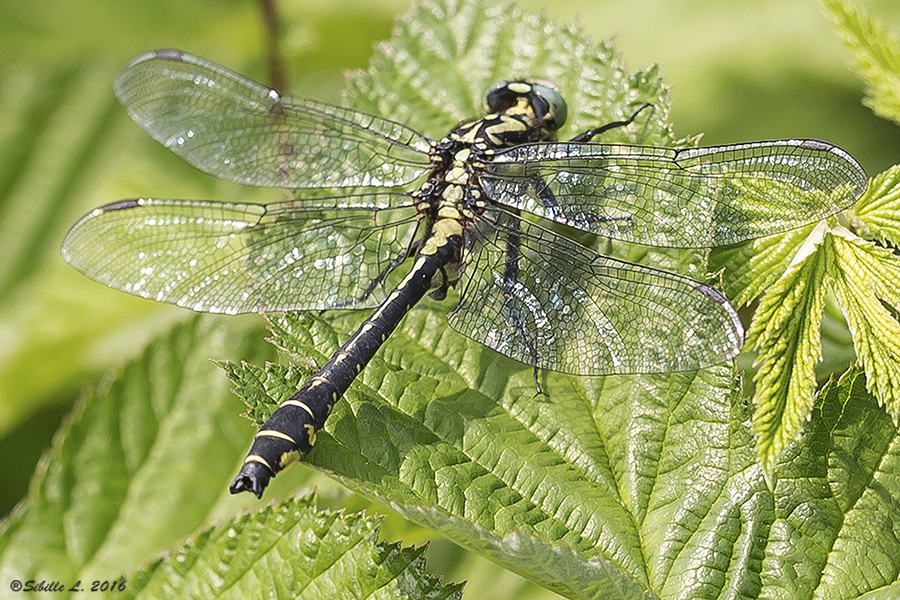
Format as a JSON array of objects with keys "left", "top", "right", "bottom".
[{"left": 230, "top": 235, "right": 460, "bottom": 497}]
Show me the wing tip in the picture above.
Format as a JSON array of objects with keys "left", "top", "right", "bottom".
[
  {"left": 122, "top": 48, "right": 190, "bottom": 71},
  {"left": 101, "top": 198, "right": 143, "bottom": 212},
  {"left": 696, "top": 282, "right": 745, "bottom": 346}
]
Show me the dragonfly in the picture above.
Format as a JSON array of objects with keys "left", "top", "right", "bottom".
[{"left": 61, "top": 49, "right": 867, "bottom": 498}]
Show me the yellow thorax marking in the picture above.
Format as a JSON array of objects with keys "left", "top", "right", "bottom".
[
  {"left": 422, "top": 219, "right": 463, "bottom": 255},
  {"left": 438, "top": 205, "right": 462, "bottom": 219},
  {"left": 446, "top": 165, "right": 468, "bottom": 184},
  {"left": 441, "top": 184, "right": 464, "bottom": 202},
  {"left": 453, "top": 123, "right": 480, "bottom": 144}
]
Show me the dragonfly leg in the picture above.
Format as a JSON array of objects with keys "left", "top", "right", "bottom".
[
  {"left": 502, "top": 212, "right": 544, "bottom": 390},
  {"left": 569, "top": 102, "right": 653, "bottom": 143},
  {"left": 330, "top": 226, "right": 421, "bottom": 310},
  {"left": 531, "top": 366, "right": 544, "bottom": 396}
]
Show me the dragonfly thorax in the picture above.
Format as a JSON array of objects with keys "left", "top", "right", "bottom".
[
  {"left": 421, "top": 80, "right": 567, "bottom": 222},
  {"left": 415, "top": 81, "right": 570, "bottom": 287}
]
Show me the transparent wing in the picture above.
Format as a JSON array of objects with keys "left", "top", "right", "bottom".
[
  {"left": 61, "top": 194, "right": 421, "bottom": 314},
  {"left": 482, "top": 139, "right": 867, "bottom": 248},
  {"left": 115, "top": 50, "right": 434, "bottom": 188},
  {"left": 448, "top": 208, "right": 743, "bottom": 375}
]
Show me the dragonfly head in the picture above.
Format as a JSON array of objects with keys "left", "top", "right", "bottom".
[{"left": 485, "top": 80, "right": 568, "bottom": 133}]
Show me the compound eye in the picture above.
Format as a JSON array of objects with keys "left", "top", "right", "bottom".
[
  {"left": 484, "top": 80, "right": 568, "bottom": 131},
  {"left": 485, "top": 80, "right": 516, "bottom": 113},
  {"left": 530, "top": 83, "right": 567, "bottom": 130}
]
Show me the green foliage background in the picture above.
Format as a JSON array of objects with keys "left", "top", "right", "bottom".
[{"left": 1, "top": 0, "right": 899, "bottom": 598}]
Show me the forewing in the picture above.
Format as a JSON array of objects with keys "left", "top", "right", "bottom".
[
  {"left": 61, "top": 194, "right": 420, "bottom": 314},
  {"left": 482, "top": 140, "right": 867, "bottom": 248},
  {"left": 448, "top": 209, "right": 744, "bottom": 375},
  {"left": 115, "top": 50, "right": 433, "bottom": 188}
]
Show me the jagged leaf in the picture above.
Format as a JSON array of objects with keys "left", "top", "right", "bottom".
[
  {"left": 710, "top": 225, "right": 814, "bottom": 307},
  {"left": 829, "top": 227, "right": 900, "bottom": 423},
  {"left": 0, "top": 317, "right": 280, "bottom": 586},
  {"left": 746, "top": 223, "right": 830, "bottom": 480},
  {"left": 764, "top": 366, "right": 900, "bottom": 598},
  {"left": 232, "top": 310, "right": 747, "bottom": 599},
  {"left": 123, "top": 496, "right": 463, "bottom": 600},
  {"left": 851, "top": 162, "right": 900, "bottom": 247},
  {"left": 223, "top": 308, "right": 900, "bottom": 599}
]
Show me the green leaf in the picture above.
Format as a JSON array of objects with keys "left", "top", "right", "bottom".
[
  {"left": 851, "top": 162, "right": 900, "bottom": 247},
  {"left": 0, "top": 62, "right": 117, "bottom": 303},
  {"left": 11, "top": 0, "right": 900, "bottom": 598},
  {"left": 0, "top": 0, "right": 295, "bottom": 485},
  {"left": 0, "top": 316, "right": 280, "bottom": 587},
  {"left": 226, "top": 310, "right": 900, "bottom": 598},
  {"left": 217, "top": 360, "right": 311, "bottom": 430},
  {"left": 0, "top": 58, "right": 130, "bottom": 440},
  {"left": 740, "top": 214, "right": 900, "bottom": 483},
  {"left": 345, "top": 0, "right": 676, "bottom": 147},
  {"left": 709, "top": 225, "right": 814, "bottom": 307},
  {"left": 829, "top": 227, "right": 900, "bottom": 423},
  {"left": 1, "top": 315, "right": 452, "bottom": 599},
  {"left": 765, "top": 366, "right": 900, "bottom": 599},
  {"left": 231, "top": 311, "right": 751, "bottom": 599},
  {"left": 822, "top": 0, "right": 900, "bottom": 124},
  {"left": 124, "top": 496, "right": 463, "bottom": 600},
  {"left": 860, "top": 582, "right": 900, "bottom": 600},
  {"left": 721, "top": 163, "right": 900, "bottom": 483},
  {"left": 745, "top": 223, "right": 830, "bottom": 480}
]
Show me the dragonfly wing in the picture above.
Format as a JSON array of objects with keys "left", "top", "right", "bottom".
[
  {"left": 448, "top": 208, "right": 743, "bottom": 375},
  {"left": 115, "top": 50, "right": 434, "bottom": 188},
  {"left": 61, "top": 194, "right": 421, "bottom": 314},
  {"left": 482, "top": 139, "right": 867, "bottom": 248}
]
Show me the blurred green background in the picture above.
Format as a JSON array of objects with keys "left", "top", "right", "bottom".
[{"left": 1, "top": 0, "right": 898, "bottom": 590}]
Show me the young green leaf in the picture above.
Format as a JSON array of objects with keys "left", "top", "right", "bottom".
[
  {"left": 822, "top": 0, "right": 900, "bottom": 124},
  {"left": 829, "top": 227, "right": 900, "bottom": 423},
  {"left": 745, "top": 223, "right": 830, "bottom": 480},
  {"left": 710, "top": 225, "right": 813, "bottom": 306},
  {"left": 851, "top": 163, "right": 900, "bottom": 247},
  {"left": 731, "top": 209, "right": 900, "bottom": 485}
]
